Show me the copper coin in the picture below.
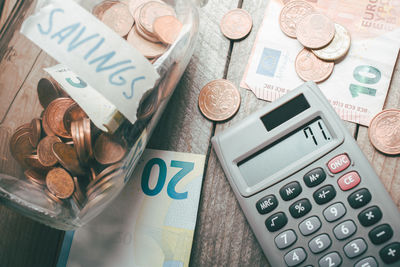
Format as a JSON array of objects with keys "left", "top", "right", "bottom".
[
  {"left": 37, "top": 78, "right": 63, "bottom": 109},
  {"left": 198, "top": 79, "right": 241, "bottom": 121},
  {"left": 92, "top": 0, "right": 118, "bottom": 19},
  {"left": 369, "top": 109, "right": 400, "bottom": 155},
  {"left": 10, "top": 131, "right": 34, "bottom": 169},
  {"left": 312, "top": 23, "right": 351, "bottom": 61},
  {"left": 94, "top": 133, "right": 127, "bottom": 165},
  {"left": 24, "top": 169, "right": 46, "bottom": 186},
  {"left": 24, "top": 154, "right": 51, "bottom": 172},
  {"left": 43, "top": 98, "right": 75, "bottom": 138},
  {"left": 220, "top": 8, "right": 253, "bottom": 40},
  {"left": 37, "top": 136, "right": 62, "bottom": 167},
  {"left": 127, "top": 28, "right": 167, "bottom": 58},
  {"left": 89, "top": 167, "right": 97, "bottom": 181},
  {"left": 133, "top": 3, "right": 160, "bottom": 42},
  {"left": 139, "top": 1, "right": 175, "bottom": 35},
  {"left": 46, "top": 168, "right": 75, "bottom": 199},
  {"left": 44, "top": 188, "right": 64, "bottom": 204},
  {"left": 52, "top": 142, "right": 86, "bottom": 175},
  {"left": 73, "top": 177, "right": 85, "bottom": 207},
  {"left": 28, "top": 118, "right": 41, "bottom": 147},
  {"left": 63, "top": 103, "right": 87, "bottom": 135},
  {"left": 86, "top": 162, "right": 123, "bottom": 190},
  {"left": 153, "top": 15, "right": 182, "bottom": 45},
  {"left": 101, "top": 2, "right": 134, "bottom": 36},
  {"left": 296, "top": 13, "right": 335, "bottom": 49},
  {"left": 279, "top": 0, "right": 314, "bottom": 38},
  {"left": 82, "top": 118, "right": 93, "bottom": 159},
  {"left": 129, "top": 0, "right": 155, "bottom": 16},
  {"left": 295, "top": 48, "right": 334, "bottom": 83},
  {"left": 71, "top": 120, "right": 88, "bottom": 165}
]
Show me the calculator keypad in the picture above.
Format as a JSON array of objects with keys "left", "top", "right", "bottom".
[
  {"left": 313, "top": 185, "right": 336, "bottom": 205},
  {"left": 275, "top": 229, "right": 297, "bottom": 249},
  {"left": 299, "top": 216, "right": 321, "bottom": 236},
  {"left": 358, "top": 206, "right": 382, "bottom": 227},
  {"left": 309, "top": 234, "right": 331, "bottom": 254},
  {"left": 369, "top": 224, "right": 393, "bottom": 245},
  {"left": 337, "top": 171, "right": 361, "bottom": 191},
  {"left": 280, "top": 181, "right": 302, "bottom": 201},
  {"left": 266, "top": 212, "right": 287, "bottom": 232},
  {"left": 318, "top": 252, "right": 342, "bottom": 267},
  {"left": 323, "top": 202, "right": 346, "bottom": 222},
  {"left": 284, "top": 247, "right": 307, "bottom": 266},
  {"left": 343, "top": 238, "right": 367, "bottom": 258},
  {"left": 333, "top": 220, "right": 357, "bottom": 240},
  {"left": 289, "top": 198, "right": 312, "bottom": 218},
  {"left": 256, "top": 194, "right": 278, "bottom": 214},
  {"left": 347, "top": 188, "right": 371, "bottom": 209}
]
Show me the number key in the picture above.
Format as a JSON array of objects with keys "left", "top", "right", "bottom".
[
  {"left": 344, "top": 238, "right": 367, "bottom": 258},
  {"left": 309, "top": 234, "right": 331, "bottom": 254},
  {"left": 354, "top": 257, "right": 378, "bottom": 267},
  {"left": 274, "top": 229, "right": 297, "bottom": 249},
  {"left": 323, "top": 202, "right": 346, "bottom": 222},
  {"left": 319, "top": 252, "right": 342, "bottom": 267},
  {"left": 299, "top": 216, "right": 321, "bottom": 236},
  {"left": 333, "top": 220, "right": 357, "bottom": 240},
  {"left": 284, "top": 247, "right": 307, "bottom": 266}
]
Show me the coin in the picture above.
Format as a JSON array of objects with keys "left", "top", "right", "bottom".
[
  {"left": 369, "top": 109, "right": 400, "bottom": 155},
  {"left": 92, "top": 0, "right": 118, "bottom": 19},
  {"left": 10, "top": 130, "right": 34, "bottom": 169},
  {"left": 43, "top": 98, "right": 75, "bottom": 138},
  {"left": 127, "top": 28, "right": 167, "bottom": 58},
  {"left": 24, "top": 154, "right": 51, "bottom": 172},
  {"left": 28, "top": 118, "right": 41, "bottom": 147},
  {"left": 220, "top": 8, "right": 253, "bottom": 40},
  {"left": 86, "top": 162, "right": 123, "bottom": 190},
  {"left": 24, "top": 169, "right": 46, "bottom": 186},
  {"left": 44, "top": 188, "right": 64, "bottom": 204},
  {"left": 198, "top": 79, "right": 241, "bottom": 121},
  {"left": 139, "top": 1, "right": 176, "bottom": 36},
  {"left": 101, "top": 2, "right": 134, "bottom": 36},
  {"left": 94, "top": 133, "right": 127, "bottom": 165},
  {"left": 63, "top": 103, "right": 87, "bottom": 135},
  {"left": 37, "top": 136, "right": 62, "bottom": 167},
  {"left": 279, "top": 0, "right": 314, "bottom": 38},
  {"left": 73, "top": 177, "right": 85, "bottom": 207},
  {"left": 153, "top": 15, "right": 182, "bottom": 45},
  {"left": 133, "top": 3, "right": 160, "bottom": 42},
  {"left": 312, "top": 23, "right": 351, "bottom": 61},
  {"left": 295, "top": 48, "right": 334, "bottom": 82},
  {"left": 82, "top": 118, "right": 93, "bottom": 159},
  {"left": 52, "top": 142, "right": 86, "bottom": 175},
  {"left": 46, "top": 167, "right": 75, "bottom": 199},
  {"left": 296, "top": 13, "right": 335, "bottom": 49},
  {"left": 37, "top": 78, "right": 62, "bottom": 109}
]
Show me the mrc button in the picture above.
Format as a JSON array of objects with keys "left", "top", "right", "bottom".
[
  {"left": 327, "top": 154, "right": 351, "bottom": 174},
  {"left": 256, "top": 195, "right": 278, "bottom": 214},
  {"left": 338, "top": 171, "right": 361, "bottom": 191}
]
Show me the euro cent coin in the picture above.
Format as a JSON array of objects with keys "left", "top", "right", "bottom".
[
  {"left": 153, "top": 15, "right": 183, "bottom": 45},
  {"left": 220, "top": 8, "right": 253, "bottom": 40},
  {"left": 46, "top": 167, "right": 75, "bottom": 199},
  {"left": 198, "top": 79, "right": 241, "bottom": 122},
  {"left": 279, "top": 0, "right": 314, "bottom": 38},
  {"left": 296, "top": 13, "right": 335, "bottom": 49},
  {"left": 295, "top": 48, "right": 334, "bottom": 83},
  {"left": 101, "top": 2, "right": 134, "bottom": 37},
  {"left": 369, "top": 109, "right": 400, "bottom": 155}
]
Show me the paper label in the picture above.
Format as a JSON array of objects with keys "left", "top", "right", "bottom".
[{"left": 20, "top": 0, "right": 159, "bottom": 123}]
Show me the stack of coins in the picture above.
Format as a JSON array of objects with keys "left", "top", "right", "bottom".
[
  {"left": 10, "top": 78, "right": 129, "bottom": 209},
  {"left": 92, "top": 0, "right": 183, "bottom": 61},
  {"left": 279, "top": 1, "right": 351, "bottom": 83}
]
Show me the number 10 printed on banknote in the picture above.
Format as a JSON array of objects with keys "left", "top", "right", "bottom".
[
  {"left": 241, "top": 0, "right": 400, "bottom": 126},
  {"left": 57, "top": 149, "right": 206, "bottom": 267}
]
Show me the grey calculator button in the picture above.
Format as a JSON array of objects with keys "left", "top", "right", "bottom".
[
  {"left": 319, "top": 252, "right": 342, "bottom": 267},
  {"left": 354, "top": 256, "right": 378, "bottom": 267},
  {"left": 284, "top": 247, "right": 307, "bottom": 266},
  {"left": 323, "top": 202, "right": 346, "bottom": 222},
  {"left": 344, "top": 238, "right": 367, "bottom": 258},
  {"left": 299, "top": 216, "right": 321, "bottom": 236},
  {"left": 309, "top": 234, "right": 331, "bottom": 254},
  {"left": 275, "top": 229, "right": 297, "bottom": 249},
  {"left": 333, "top": 220, "right": 357, "bottom": 240}
]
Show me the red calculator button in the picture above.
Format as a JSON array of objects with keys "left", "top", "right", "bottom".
[
  {"left": 327, "top": 154, "right": 351, "bottom": 174},
  {"left": 338, "top": 171, "right": 361, "bottom": 191}
]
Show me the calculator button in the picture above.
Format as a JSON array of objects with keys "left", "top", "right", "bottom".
[
  {"left": 284, "top": 247, "right": 307, "bottom": 266},
  {"left": 265, "top": 212, "right": 288, "bottom": 232},
  {"left": 304, "top": 168, "right": 326, "bottom": 187},
  {"left": 256, "top": 194, "right": 278, "bottom": 214},
  {"left": 309, "top": 234, "right": 331, "bottom": 254},
  {"left": 323, "top": 202, "right": 346, "bottom": 222},
  {"left": 299, "top": 216, "right": 321, "bottom": 236},
  {"left": 333, "top": 220, "right": 357, "bottom": 240},
  {"left": 319, "top": 252, "right": 342, "bottom": 267},
  {"left": 313, "top": 185, "right": 336, "bottom": 205},
  {"left": 275, "top": 229, "right": 297, "bottom": 249},
  {"left": 379, "top": 242, "right": 400, "bottom": 264},
  {"left": 337, "top": 171, "right": 361, "bottom": 191},
  {"left": 280, "top": 181, "right": 302, "bottom": 201},
  {"left": 347, "top": 188, "right": 371, "bottom": 209},
  {"left": 354, "top": 256, "right": 378, "bottom": 267},
  {"left": 358, "top": 206, "right": 382, "bottom": 227},
  {"left": 369, "top": 224, "right": 393, "bottom": 245},
  {"left": 327, "top": 153, "right": 350, "bottom": 174},
  {"left": 343, "top": 238, "right": 367, "bottom": 259},
  {"left": 289, "top": 198, "right": 312, "bottom": 218}
]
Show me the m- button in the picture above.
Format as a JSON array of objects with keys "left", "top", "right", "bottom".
[{"left": 327, "top": 154, "right": 351, "bottom": 174}]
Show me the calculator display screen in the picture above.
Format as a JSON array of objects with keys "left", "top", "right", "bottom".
[{"left": 238, "top": 118, "right": 333, "bottom": 187}]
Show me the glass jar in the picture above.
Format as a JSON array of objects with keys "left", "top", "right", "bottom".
[{"left": 0, "top": 0, "right": 202, "bottom": 230}]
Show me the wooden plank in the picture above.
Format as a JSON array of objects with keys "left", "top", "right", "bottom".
[
  {"left": 189, "top": 0, "right": 270, "bottom": 266},
  {"left": 0, "top": 0, "right": 18, "bottom": 31},
  {"left": 356, "top": 53, "right": 400, "bottom": 208}
]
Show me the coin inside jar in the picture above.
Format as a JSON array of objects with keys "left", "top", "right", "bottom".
[
  {"left": 52, "top": 142, "right": 86, "bottom": 175},
  {"left": 94, "top": 133, "right": 127, "bottom": 165},
  {"left": 28, "top": 118, "right": 41, "bottom": 147},
  {"left": 153, "top": 15, "right": 182, "bottom": 45},
  {"left": 101, "top": 2, "right": 133, "bottom": 36},
  {"left": 24, "top": 169, "right": 46, "bottom": 186},
  {"left": 63, "top": 103, "right": 88, "bottom": 135},
  {"left": 139, "top": 1, "right": 176, "bottom": 36},
  {"left": 43, "top": 98, "right": 75, "bottom": 138},
  {"left": 37, "top": 136, "right": 62, "bottom": 167},
  {"left": 46, "top": 167, "right": 75, "bottom": 199},
  {"left": 127, "top": 27, "right": 167, "bottom": 58},
  {"left": 37, "top": 78, "right": 63, "bottom": 109}
]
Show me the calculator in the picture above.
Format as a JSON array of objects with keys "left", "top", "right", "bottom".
[{"left": 212, "top": 82, "right": 400, "bottom": 266}]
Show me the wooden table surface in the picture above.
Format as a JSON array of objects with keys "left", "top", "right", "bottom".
[{"left": 0, "top": 0, "right": 399, "bottom": 266}]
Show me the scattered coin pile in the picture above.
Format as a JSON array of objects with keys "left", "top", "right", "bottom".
[
  {"left": 220, "top": 8, "right": 253, "bottom": 40},
  {"left": 368, "top": 109, "right": 400, "bottom": 155},
  {"left": 198, "top": 79, "right": 241, "bottom": 121},
  {"left": 279, "top": 1, "right": 351, "bottom": 83},
  {"left": 10, "top": 78, "right": 128, "bottom": 208},
  {"left": 93, "top": 0, "right": 182, "bottom": 61}
]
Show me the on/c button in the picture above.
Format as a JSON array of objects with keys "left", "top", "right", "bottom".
[
  {"left": 338, "top": 171, "right": 361, "bottom": 191},
  {"left": 327, "top": 153, "right": 351, "bottom": 174}
]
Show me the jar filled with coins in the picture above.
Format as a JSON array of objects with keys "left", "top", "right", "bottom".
[{"left": 0, "top": 0, "right": 204, "bottom": 230}]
